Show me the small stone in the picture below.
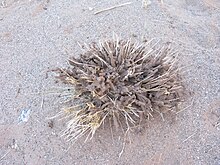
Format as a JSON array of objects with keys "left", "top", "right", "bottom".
[
  {"left": 18, "top": 109, "right": 31, "bottom": 123},
  {"left": 88, "top": 7, "right": 93, "bottom": 11}
]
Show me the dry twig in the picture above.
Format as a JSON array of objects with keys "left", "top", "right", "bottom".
[
  {"left": 94, "top": 2, "right": 132, "bottom": 15},
  {"left": 0, "top": 149, "right": 11, "bottom": 161}
]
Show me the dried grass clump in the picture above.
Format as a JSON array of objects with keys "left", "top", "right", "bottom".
[{"left": 55, "top": 37, "right": 184, "bottom": 142}]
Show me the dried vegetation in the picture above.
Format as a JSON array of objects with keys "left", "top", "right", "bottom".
[{"left": 54, "top": 36, "right": 184, "bottom": 142}]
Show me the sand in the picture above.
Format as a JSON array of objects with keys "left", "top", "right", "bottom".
[{"left": 0, "top": 0, "right": 220, "bottom": 164}]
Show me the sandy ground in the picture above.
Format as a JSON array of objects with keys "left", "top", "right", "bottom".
[{"left": 0, "top": 0, "right": 220, "bottom": 164}]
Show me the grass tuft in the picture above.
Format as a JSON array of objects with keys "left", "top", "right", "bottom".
[{"left": 54, "top": 36, "right": 185, "bottom": 143}]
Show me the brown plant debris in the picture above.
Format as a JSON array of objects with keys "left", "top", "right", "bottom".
[{"left": 54, "top": 36, "right": 184, "bottom": 142}]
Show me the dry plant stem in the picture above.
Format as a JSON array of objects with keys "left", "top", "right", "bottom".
[
  {"left": 41, "top": 96, "right": 44, "bottom": 110},
  {"left": 176, "top": 98, "right": 194, "bottom": 114},
  {"left": 55, "top": 36, "right": 185, "bottom": 143},
  {"left": 0, "top": 149, "right": 11, "bottom": 161},
  {"left": 182, "top": 132, "right": 197, "bottom": 143},
  {"left": 94, "top": 2, "right": 132, "bottom": 15},
  {"left": 119, "top": 128, "right": 130, "bottom": 158},
  {"left": 215, "top": 122, "right": 220, "bottom": 127}
]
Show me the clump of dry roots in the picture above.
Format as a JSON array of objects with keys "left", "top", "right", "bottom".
[{"left": 55, "top": 37, "right": 184, "bottom": 142}]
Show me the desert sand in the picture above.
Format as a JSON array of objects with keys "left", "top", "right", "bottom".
[{"left": 0, "top": 0, "right": 220, "bottom": 164}]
